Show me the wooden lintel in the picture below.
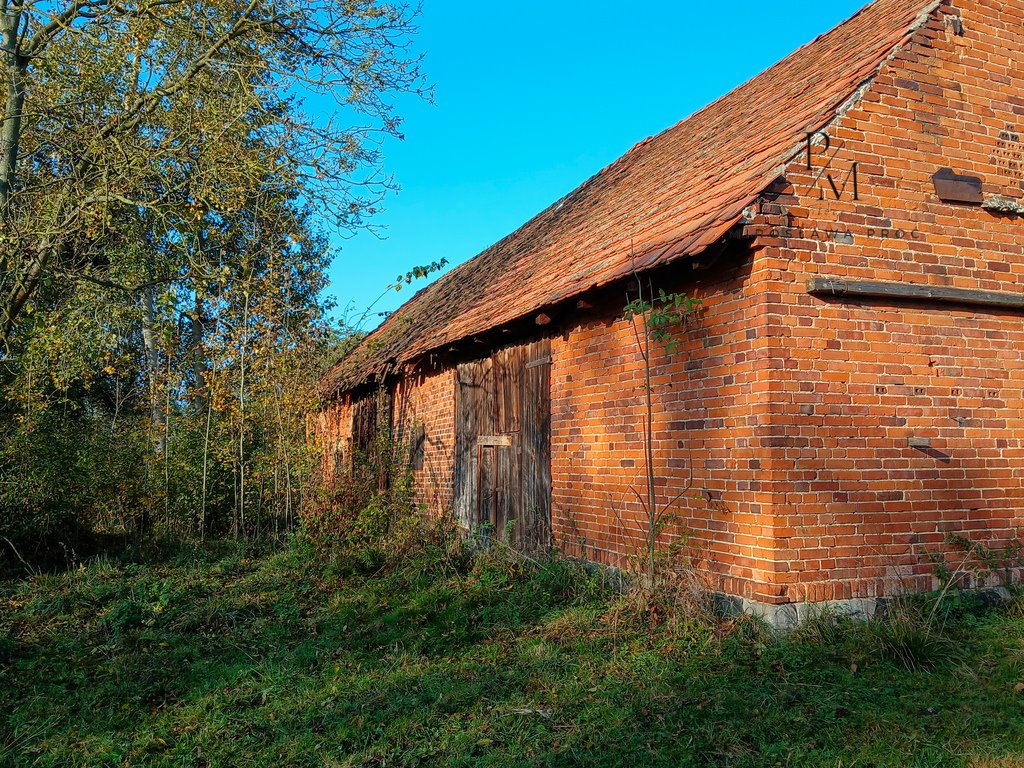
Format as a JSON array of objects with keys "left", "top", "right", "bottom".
[{"left": 807, "top": 278, "right": 1024, "bottom": 311}]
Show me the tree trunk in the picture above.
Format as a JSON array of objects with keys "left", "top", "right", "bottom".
[
  {"left": 200, "top": 367, "right": 214, "bottom": 541},
  {"left": 0, "top": 3, "right": 26, "bottom": 210},
  {"left": 190, "top": 292, "right": 207, "bottom": 410},
  {"left": 641, "top": 282, "right": 656, "bottom": 589},
  {"left": 273, "top": 382, "right": 293, "bottom": 535},
  {"left": 142, "top": 285, "right": 166, "bottom": 455},
  {"left": 237, "top": 290, "right": 249, "bottom": 538}
]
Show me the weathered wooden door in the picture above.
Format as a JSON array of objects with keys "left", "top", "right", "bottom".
[
  {"left": 350, "top": 389, "right": 393, "bottom": 491},
  {"left": 454, "top": 339, "right": 551, "bottom": 551}
]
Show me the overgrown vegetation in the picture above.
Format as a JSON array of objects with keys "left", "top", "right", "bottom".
[
  {"left": 3, "top": 520, "right": 1024, "bottom": 767},
  {"left": 0, "top": 0, "right": 431, "bottom": 563}
]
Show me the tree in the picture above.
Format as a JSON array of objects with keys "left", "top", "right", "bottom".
[
  {"left": 0, "top": 0, "right": 427, "bottom": 552},
  {"left": 623, "top": 277, "right": 701, "bottom": 587},
  {"left": 0, "top": 0, "right": 426, "bottom": 348}
]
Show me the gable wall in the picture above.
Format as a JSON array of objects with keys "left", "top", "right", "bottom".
[{"left": 750, "top": 0, "right": 1024, "bottom": 602}]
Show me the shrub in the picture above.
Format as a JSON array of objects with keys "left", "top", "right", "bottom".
[{"left": 0, "top": 408, "right": 148, "bottom": 568}]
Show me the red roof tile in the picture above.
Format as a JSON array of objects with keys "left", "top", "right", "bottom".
[{"left": 327, "top": 0, "right": 940, "bottom": 393}]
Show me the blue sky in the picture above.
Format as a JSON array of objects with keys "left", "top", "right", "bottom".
[{"left": 327, "top": 0, "right": 867, "bottom": 329}]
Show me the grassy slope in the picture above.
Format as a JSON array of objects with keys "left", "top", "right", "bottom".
[{"left": 2, "top": 541, "right": 1024, "bottom": 767}]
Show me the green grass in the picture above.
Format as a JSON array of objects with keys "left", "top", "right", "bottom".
[{"left": 3, "top": 539, "right": 1024, "bottom": 767}]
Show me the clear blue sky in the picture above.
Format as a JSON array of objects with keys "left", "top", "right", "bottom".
[{"left": 327, "top": 0, "right": 867, "bottom": 329}]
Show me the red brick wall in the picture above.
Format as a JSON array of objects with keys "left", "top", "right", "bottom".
[
  {"left": 312, "top": 397, "right": 353, "bottom": 482},
  {"left": 315, "top": 367, "right": 455, "bottom": 515},
  {"left": 539, "top": 0, "right": 1024, "bottom": 603},
  {"left": 393, "top": 367, "right": 456, "bottom": 514},
  {"left": 549, "top": 250, "right": 786, "bottom": 602},
  {"left": 739, "top": 0, "right": 1024, "bottom": 602}
]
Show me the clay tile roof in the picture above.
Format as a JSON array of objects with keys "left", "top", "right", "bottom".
[{"left": 326, "top": 0, "right": 940, "bottom": 394}]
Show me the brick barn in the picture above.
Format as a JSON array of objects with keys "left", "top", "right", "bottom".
[{"left": 317, "top": 0, "right": 1024, "bottom": 621}]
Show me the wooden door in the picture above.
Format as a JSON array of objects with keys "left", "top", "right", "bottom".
[
  {"left": 454, "top": 339, "right": 551, "bottom": 552},
  {"left": 350, "top": 389, "right": 393, "bottom": 491}
]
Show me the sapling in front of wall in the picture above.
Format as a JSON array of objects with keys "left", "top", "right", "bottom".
[{"left": 623, "top": 280, "right": 702, "bottom": 588}]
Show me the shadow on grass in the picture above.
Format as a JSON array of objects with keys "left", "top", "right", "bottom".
[{"left": 2, "top": 542, "right": 1024, "bottom": 767}]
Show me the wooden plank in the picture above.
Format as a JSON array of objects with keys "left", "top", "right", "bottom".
[
  {"left": 453, "top": 364, "right": 471, "bottom": 529},
  {"left": 480, "top": 356, "right": 497, "bottom": 439},
  {"left": 455, "top": 340, "right": 550, "bottom": 549},
  {"left": 378, "top": 388, "right": 394, "bottom": 491},
  {"left": 408, "top": 424, "right": 426, "bottom": 471},
  {"left": 495, "top": 441, "right": 512, "bottom": 540},
  {"left": 807, "top": 278, "right": 1024, "bottom": 311},
  {"left": 351, "top": 395, "right": 377, "bottom": 456},
  {"left": 478, "top": 444, "right": 497, "bottom": 536},
  {"left": 519, "top": 338, "right": 552, "bottom": 553},
  {"left": 454, "top": 358, "right": 490, "bottom": 530},
  {"left": 497, "top": 344, "right": 524, "bottom": 434},
  {"left": 477, "top": 435, "right": 513, "bottom": 447},
  {"left": 495, "top": 344, "right": 524, "bottom": 542},
  {"left": 349, "top": 389, "right": 393, "bottom": 489}
]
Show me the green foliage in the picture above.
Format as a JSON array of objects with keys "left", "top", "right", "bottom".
[
  {"left": 1, "top": 0, "right": 427, "bottom": 345},
  {"left": 302, "top": 427, "right": 455, "bottom": 578},
  {"left": 0, "top": 201, "right": 355, "bottom": 561},
  {"left": 929, "top": 532, "right": 1024, "bottom": 592},
  {"left": 845, "top": 532, "right": 1024, "bottom": 672},
  {"left": 391, "top": 259, "right": 451, "bottom": 292},
  {"left": 0, "top": 0, "right": 426, "bottom": 562},
  {"left": 3, "top": 542, "right": 1024, "bottom": 766},
  {"left": 0, "top": 407, "right": 147, "bottom": 558},
  {"left": 620, "top": 278, "right": 704, "bottom": 591},
  {"left": 623, "top": 288, "right": 702, "bottom": 354}
]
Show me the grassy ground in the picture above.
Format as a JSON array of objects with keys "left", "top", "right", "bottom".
[{"left": 2, "top": 537, "right": 1024, "bottom": 767}]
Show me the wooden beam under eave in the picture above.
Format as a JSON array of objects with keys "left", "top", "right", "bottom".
[{"left": 807, "top": 278, "right": 1024, "bottom": 312}]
